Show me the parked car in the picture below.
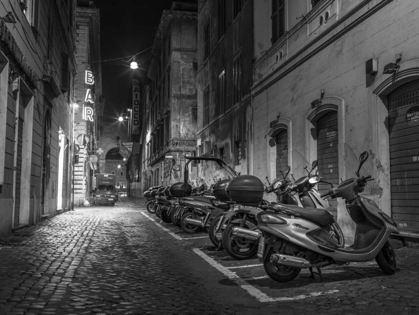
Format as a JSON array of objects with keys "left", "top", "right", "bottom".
[{"left": 93, "top": 184, "right": 117, "bottom": 206}]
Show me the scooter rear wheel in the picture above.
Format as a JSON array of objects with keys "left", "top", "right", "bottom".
[
  {"left": 222, "top": 223, "right": 258, "bottom": 260},
  {"left": 375, "top": 241, "right": 397, "bottom": 274},
  {"left": 181, "top": 212, "right": 200, "bottom": 234},
  {"left": 264, "top": 249, "right": 301, "bottom": 282}
]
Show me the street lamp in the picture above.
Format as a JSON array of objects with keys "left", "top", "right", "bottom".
[{"left": 129, "top": 57, "right": 138, "bottom": 70}]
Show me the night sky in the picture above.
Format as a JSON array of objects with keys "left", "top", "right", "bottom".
[{"left": 94, "top": 0, "right": 196, "bottom": 121}]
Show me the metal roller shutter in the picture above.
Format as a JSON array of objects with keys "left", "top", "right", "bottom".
[
  {"left": 317, "top": 111, "right": 338, "bottom": 216},
  {"left": 388, "top": 80, "right": 419, "bottom": 232},
  {"left": 275, "top": 129, "right": 288, "bottom": 178}
]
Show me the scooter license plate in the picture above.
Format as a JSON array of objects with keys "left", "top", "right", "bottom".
[{"left": 257, "top": 236, "right": 265, "bottom": 258}]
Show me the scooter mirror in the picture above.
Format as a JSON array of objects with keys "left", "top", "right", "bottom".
[
  {"left": 356, "top": 151, "right": 369, "bottom": 176},
  {"left": 285, "top": 166, "right": 291, "bottom": 177},
  {"left": 311, "top": 160, "right": 318, "bottom": 170}
]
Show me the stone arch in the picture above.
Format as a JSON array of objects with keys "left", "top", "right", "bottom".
[{"left": 305, "top": 96, "right": 346, "bottom": 180}]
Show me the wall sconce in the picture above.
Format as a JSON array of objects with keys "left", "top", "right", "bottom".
[
  {"left": 383, "top": 62, "right": 399, "bottom": 74},
  {"left": 311, "top": 99, "right": 322, "bottom": 109},
  {"left": 0, "top": 12, "right": 17, "bottom": 24}
]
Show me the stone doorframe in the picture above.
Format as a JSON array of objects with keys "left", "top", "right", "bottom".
[{"left": 305, "top": 96, "right": 346, "bottom": 181}]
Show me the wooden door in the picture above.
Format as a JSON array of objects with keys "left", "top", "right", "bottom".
[
  {"left": 275, "top": 129, "right": 288, "bottom": 179},
  {"left": 388, "top": 80, "right": 419, "bottom": 232},
  {"left": 317, "top": 111, "right": 338, "bottom": 216}
]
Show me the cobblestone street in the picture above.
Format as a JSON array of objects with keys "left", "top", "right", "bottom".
[{"left": 0, "top": 198, "right": 418, "bottom": 315}]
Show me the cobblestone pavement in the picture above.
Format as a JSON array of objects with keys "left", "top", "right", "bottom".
[{"left": 0, "top": 197, "right": 418, "bottom": 315}]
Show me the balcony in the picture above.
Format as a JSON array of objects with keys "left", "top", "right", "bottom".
[{"left": 149, "top": 138, "right": 196, "bottom": 165}]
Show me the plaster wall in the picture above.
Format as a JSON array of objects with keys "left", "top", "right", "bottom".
[{"left": 252, "top": 0, "right": 419, "bottom": 236}]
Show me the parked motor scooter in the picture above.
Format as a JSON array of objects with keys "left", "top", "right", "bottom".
[
  {"left": 143, "top": 186, "right": 162, "bottom": 214},
  {"left": 176, "top": 156, "right": 239, "bottom": 234},
  {"left": 256, "top": 151, "right": 399, "bottom": 282},
  {"left": 221, "top": 162, "right": 343, "bottom": 260}
]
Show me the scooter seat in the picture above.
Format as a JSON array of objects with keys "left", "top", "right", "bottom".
[{"left": 275, "top": 204, "right": 335, "bottom": 226}]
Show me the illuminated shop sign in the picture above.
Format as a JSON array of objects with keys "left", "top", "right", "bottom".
[
  {"left": 132, "top": 79, "right": 140, "bottom": 135},
  {"left": 85, "top": 70, "right": 94, "bottom": 85},
  {"left": 83, "top": 105, "right": 94, "bottom": 122},
  {"left": 83, "top": 70, "right": 94, "bottom": 121}
]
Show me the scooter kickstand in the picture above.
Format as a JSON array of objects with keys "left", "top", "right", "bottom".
[
  {"left": 316, "top": 267, "right": 323, "bottom": 282},
  {"left": 301, "top": 267, "right": 316, "bottom": 279}
]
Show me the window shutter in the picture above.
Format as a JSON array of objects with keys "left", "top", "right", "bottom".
[{"left": 61, "top": 53, "right": 69, "bottom": 92}]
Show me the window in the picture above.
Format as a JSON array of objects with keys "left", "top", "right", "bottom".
[
  {"left": 311, "top": 0, "right": 323, "bottom": 8},
  {"left": 218, "top": 69, "right": 226, "bottom": 114},
  {"left": 219, "top": 147, "right": 225, "bottom": 160},
  {"left": 61, "top": 53, "right": 69, "bottom": 93},
  {"left": 218, "top": 0, "right": 226, "bottom": 39},
  {"left": 203, "top": 87, "right": 210, "bottom": 126},
  {"left": 271, "top": 0, "right": 285, "bottom": 44},
  {"left": 192, "top": 106, "right": 197, "bottom": 124},
  {"left": 233, "top": 0, "right": 243, "bottom": 19},
  {"left": 21, "top": 0, "right": 38, "bottom": 26},
  {"left": 235, "top": 140, "right": 242, "bottom": 165},
  {"left": 167, "top": 68, "right": 171, "bottom": 100},
  {"left": 233, "top": 55, "right": 242, "bottom": 105},
  {"left": 204, "top": 22, "right": 210, "bottom": 60}
]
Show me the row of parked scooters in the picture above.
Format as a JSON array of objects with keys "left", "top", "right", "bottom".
[{"left": 143, "top": 152, "right": 399, "bottom": 282}]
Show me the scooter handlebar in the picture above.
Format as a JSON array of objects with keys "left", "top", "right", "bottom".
[{"left": 320, "top": 189, "right": 334, "bottom": 199}]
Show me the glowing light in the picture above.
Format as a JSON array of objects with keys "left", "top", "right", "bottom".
[{"left": 130, "top": 61, "right": 138, "bottom": 69}]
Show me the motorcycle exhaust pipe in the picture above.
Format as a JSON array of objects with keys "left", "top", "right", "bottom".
[
  {"left": 270, "top": 254, "right": 311, "bottom": 268},
  {"left": 232, "top": 227, "right": 261, "bottom": 241},
  {"left": 183, "top": 217, "right": 203, "bottom": 227}
]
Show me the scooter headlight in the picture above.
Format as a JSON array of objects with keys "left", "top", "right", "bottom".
[
  {"left": 273, "top": 181, "right": 283, "bottom": 190},
  {"left": 309, "top": 176, "right": 320, "bottom": 184},
  {"left": 259, "top": 214, "right": 287, "bottom": 224}
]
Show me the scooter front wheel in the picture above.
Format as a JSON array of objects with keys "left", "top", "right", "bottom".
[
  {"left": 146, "top": 201, "right": 156, "bottom": 214},
  {"left": 208, "top": 215, "right": 224, "bottom": 247},
  {"left": 161, "top": 208, "right": 172, "bottom": 223},
  {"left": 375, "top": 241, "right": 397, "bottom": 274},
  {"left": 264, "top": 249, "right": 301, "bottom": 282}
]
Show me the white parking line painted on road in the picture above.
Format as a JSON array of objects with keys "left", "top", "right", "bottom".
[
  {"left": 228, "top": 264, "right": 262, "bottom": 269},
  {"left": 242, "top": 275, "right": 269, "bottom": 281},
  {"left": 182, "top": 235, "right": 209, "bottom": 240},
  {"left": 140, "top": 212, "right": 182, "bottom": 240},
  {"left": 193, "top": 248, "right": 339, "bottom": 303}
]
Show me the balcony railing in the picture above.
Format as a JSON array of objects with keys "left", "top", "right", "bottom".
[{"left": 149, "top": 138, "right": 196, "bottom": 165}]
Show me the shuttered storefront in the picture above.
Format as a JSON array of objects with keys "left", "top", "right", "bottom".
[
  {"left": 275, "top": 130, "right": 288, "bottom": 178},
  {"left": 317, "top": 111, "right": 338, "bottom": 216},
  {"left": 388, "top": 80, "right": 419, "bottom": 232}
]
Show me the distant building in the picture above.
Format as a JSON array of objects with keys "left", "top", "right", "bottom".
[
  {"left": 195, "top": 0, "right": 254, "bottom": 184},
  {"left": 73, "top": 1, "right": 103, "bottom": 205},
  {"left": 141, "top": 2, "right": 198, "bottom": 189}
]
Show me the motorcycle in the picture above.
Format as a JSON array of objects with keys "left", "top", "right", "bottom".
[
  {"left": 221, "top": 161, "right": 341, "bottom": 260},
  {"left": 256, "top": 151, "right": 399, "bottom": 282},
  {"left": 143, "top": 186, "right": 162, "bottom": 214},
  {"left": 178, "top": 156, "right": 238, "bottom": 234}
]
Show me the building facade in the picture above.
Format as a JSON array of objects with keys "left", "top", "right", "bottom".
[
  {"left": 142, "top": 2, "right": 198, "bottom": 190},
  {"left": 251, "top": 0, "right": 419, "bottom": 238},
  {"left": 195, "top": 0, "right": 254, "bottom": 183},
  {"left": 73, "top": 0, "right": 103, "bottom": 206},
  {"left": 0, "top": 0, "right": 76, "bottom": 235}
]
